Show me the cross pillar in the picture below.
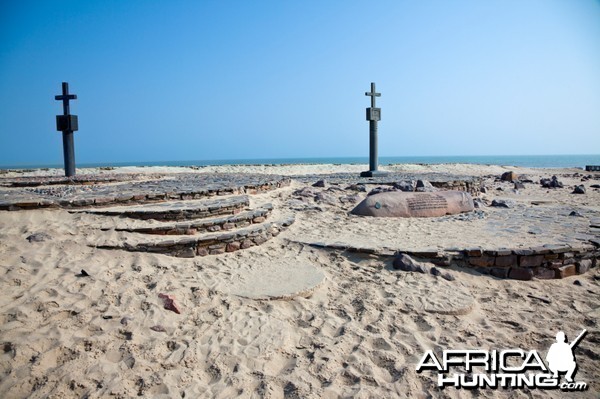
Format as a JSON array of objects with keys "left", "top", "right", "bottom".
[
  {"left": 361, "top": 82, "right": 387, "bottom": 177},
  {"left": 55, "top": 82, "right": 79, "bottom": 177}
]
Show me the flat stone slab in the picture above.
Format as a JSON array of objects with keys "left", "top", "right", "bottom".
[
  {"left": 225, "top": 262, "right": 325, "bottom": 300},
  {"left": 351, "top": 191, "right": 474, "bottom": 218},
  {"left": 79, "top": 196, "right": 250, "bottom": 221},
  {"left": 0, "top": 173, "right": 290, "bottom": 210},
  {"left": 115, "top": 204, "right": 273, "bottom": 235}
]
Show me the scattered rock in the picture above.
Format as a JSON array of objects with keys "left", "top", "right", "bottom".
[
  {"left": 26, "top": 233, "right": 51, "bottom": 243},
  {"left": 573, "top": 280, "right": 582, "bottom": 286},
  {"left": 501, "top": 171, "right": 518, "bottom": 182},
  {"left": 150, "top": 325, "right": 166, "bottom": 332},
  {"left": 473, "top": 198, "right": 486, "bottom": 208},
  {"left": 572, "top": 185, "right": 586, "bottom": 194},
  {"left": 540, "top": 176, "right": 563, "bottom": 188},
  {"left": 415, "top": 180, "right": 436, "bottom": 192},
  {"left": 293, "top": 187, "right": 318, "bottom": 198},
  {"left": 590, "top": 184, "right": 600, "bottom": 189},
  {"left": 392, "top": 254, "right": 425, "bottom": 273},
  {"left": 314, "top": 192, "right": 338, "bottom": 205},
  {"left": 491, "top": 199, "right": 515, "bottom": 208},
  {"left": 120, "top": 317, "right": 132, "bottom": 326},
  {"left": 514, "top": 182, "right": 525, "bottom": 190},
  {"left": 569, "top": 210, "right": 583, "bottom": 217},
  {"left": 76, "top": 269, "right": 90, "bottom": 277},
  {"left": 158, "top": 293, "right": 181, "bottom": 314},
  {"left": 480, "top": 186, "right": 487, "bottom": 194},
  {"left": 442, "top": 272, "right": 455, "bottom": 281},
  {"left": 339, "top": 194, "right": 361, "bottom": 204},
  {"left": 367, "top": 186, "right": 397, "bottom": 196},
  {"left": 393, "top": 181, "right": 415, "bottom": 192},
  {"left": 312, "top": 179, "right": 326, "bottom": 188},
  {"left": 346, "top": 184, "right": 367, "bottom": 192}
]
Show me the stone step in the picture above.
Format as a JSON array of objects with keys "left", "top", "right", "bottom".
[
  {"left": 96, "top": 215, "right": 295, "bottom": 257},
  {"left": 77, "top": 195, "right": 249, "bottom": 221},
  {"left": 115, "top": 204, "right": 273, "bottom": 235}
]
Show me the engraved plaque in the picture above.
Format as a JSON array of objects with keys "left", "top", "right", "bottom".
[{"left": 366, "top": 107, "right": 381, "bottom": 121}]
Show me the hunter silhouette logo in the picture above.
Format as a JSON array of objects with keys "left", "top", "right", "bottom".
[
  {"left": 546, "top": 329, "right": 586, "bottom": 383},
  {"left": 416, "top": 329, "right": 588, "bottom": 391}
]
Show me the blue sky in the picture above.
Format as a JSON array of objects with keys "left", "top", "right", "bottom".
[{"left": 1, "top": 0, "right": 599, "bottom": 166}]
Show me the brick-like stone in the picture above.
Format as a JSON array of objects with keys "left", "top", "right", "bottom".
[
  {"left": 226, "top": 242, "right": 241, "bottom": 252},
  {"left": 490, "top": 268, "right": 509, "bottom": 279},
  {"left": 561, "top": 252, "right": 575, "bottom": 259},
  {"left": 495, "top": 255, "right": 517, "bottom": 267},
  {"left": 508, "top": 268, "right": 534, "bottom": 281},
  {"left": 533, "top": 267, "right": 556, "bottom": 280},
  {"left": 253, "top": 216, "right": 266, "bottom": 223},
  {"left": 197, "top": 247, "right": 209, "bottom": 256},
  {"left": 465, "top": 248, "right": 483, "bottom": 256},
  {"left": 576, "top": 259, "right": 592, "bottom": 274},
  {"left": 544, "top": 253, "right": 559, "bottom": 260},
  {"left": 556, "top": 264, "right": 576, "bottom": 279},
  {"left": 513, "top": 249, "right": 534, "bottom": 256},
  {"left": 241, "top": 239, "right": 254, "bottom": 249},
  {"left": 547, "top": 261, "right": 563, "bottom": 269},
  {"left": 469, "top": 256, "right": 495, "bottom": 267},
  {"left": 519, "top": 255, "right": 544, "bottom": 267},
  {"left": 209, "top": 247, "right": 225, "bottom": 255}
]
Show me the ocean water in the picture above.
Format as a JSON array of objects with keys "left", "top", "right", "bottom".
[{"left": 2, "top": 154, "right": 600, "bottom": 170}]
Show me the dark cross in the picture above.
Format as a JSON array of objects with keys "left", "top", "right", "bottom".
[
  {"left": 361, "top": 82, "right": 386, "bottom": 177},
  {"left": 54, "top": 82, "right": 79, "bottom": 177},
  {"left": 365, "top": 82, "right": 380, "bottom": 108},
  {"left": 55, "top": 82, "right": 77, "bottom": 115}
]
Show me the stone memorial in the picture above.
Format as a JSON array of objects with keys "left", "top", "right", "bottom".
[
  {"left": 351, "top": 190, "right": 474, "bottom": 218},
  {"left": 54, "top": 82, "right": 79, "bottom": 177},
  {"left": 360, "top": 82, "right": 388, "bottom": 177}
]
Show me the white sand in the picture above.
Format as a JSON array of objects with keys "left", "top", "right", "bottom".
[{"left": 0, "top": 164, "right": 598, "bottom": 398}]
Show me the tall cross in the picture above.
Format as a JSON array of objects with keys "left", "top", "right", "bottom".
[
  {"left": 55, "top": 82, "right": 77, "bottom": 116},
  {"left": 365, "top": 82, "right": 380, "bottom": 108}
]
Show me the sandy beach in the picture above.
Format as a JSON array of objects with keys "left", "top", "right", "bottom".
[{"left": 0, "top": 163, "right": 598, "bottom": 398}]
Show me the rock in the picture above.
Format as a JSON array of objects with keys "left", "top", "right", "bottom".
[
  {"left": 508, "top": 268, "right": 534, "bottom": 281},
  {"left": 590, "top": 184, "right": 600, "bottom": 189},
  {"left": 569, "top": 211, "right": 583, "bottom": 217},
  {"left": 573, "top": 280, "right": 582, "bottom": 286},
  {"left": 415, "top": 180, "right": 436, "bottom": 192},
  {"left": 312, "top": 180, "right": 326, "bottom": 188},
  {"left": 393, "top": 181, "right": 415, "bottom": 192},
  {"left": 540, "top": 176, "right": 563, "bottom": 188},
  {"left": 480, "top": 186, "right": 487, "bottom": 194},
  {"left": 367, "top": 186, "right": 397, "bottom": 196},
  {"left": 514, "top": 182, "right": 525, "bottom": 190},
  {"left": 346, "top": 184, "right": 367, "bottom": 192},
  {"left": 150, "top": 325, "right": 166, "bottom": 333},
  {"left": 293, "top": 187, "right": 318, "bottom": 198},
  {"left": 473, "top": 198, "right": 486, "bottom": 209},
  {"left": 442, "top": 272, "right": 455, "bottom": 281},
  {"left": 501, "top": 171, "right": 518, "bottom": 182},
  {"left": 352, "top": 191, "right": 474, "bottom": 218},
  {"left": 572, "top": 185, "right": 586, "bottom": 194},
  {"left": 576, "top": 259, "right": 592, "bottom": 274},
  {"left": 314, "top": 192, "right": 338, "bottom": 205},
  {"left": 491, "top": 199, "right": 515, "bottom": 208},
  {"left": 26, "top": 232, "right": 51, "bottom": 243},
  {"left": 77, "top": 269, "right": 90, "bottom": 277},
  {"left": 430, "top": 267, "right": 441, "bottom": 276},
  {"left": 393, "top": 253, "right": 426, "bottom": 273},
  {"left": 339, "top": 194, "right": 361, "bottom": 204},
  {"left": 158, "top": 293, "right": 181, "bottom": 314}
]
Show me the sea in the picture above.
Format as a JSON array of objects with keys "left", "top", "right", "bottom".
[{"left": 2, "top": 154, "right": 600, "bottom": 170}]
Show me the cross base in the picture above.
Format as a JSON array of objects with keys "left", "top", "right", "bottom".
[{"left": 360, "top": 170, "right": 389, "bottom": 178}]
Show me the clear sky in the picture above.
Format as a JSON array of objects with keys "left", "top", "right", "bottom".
[{"left": 1, "top": 0, "right": 599, "bottom": 166}]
